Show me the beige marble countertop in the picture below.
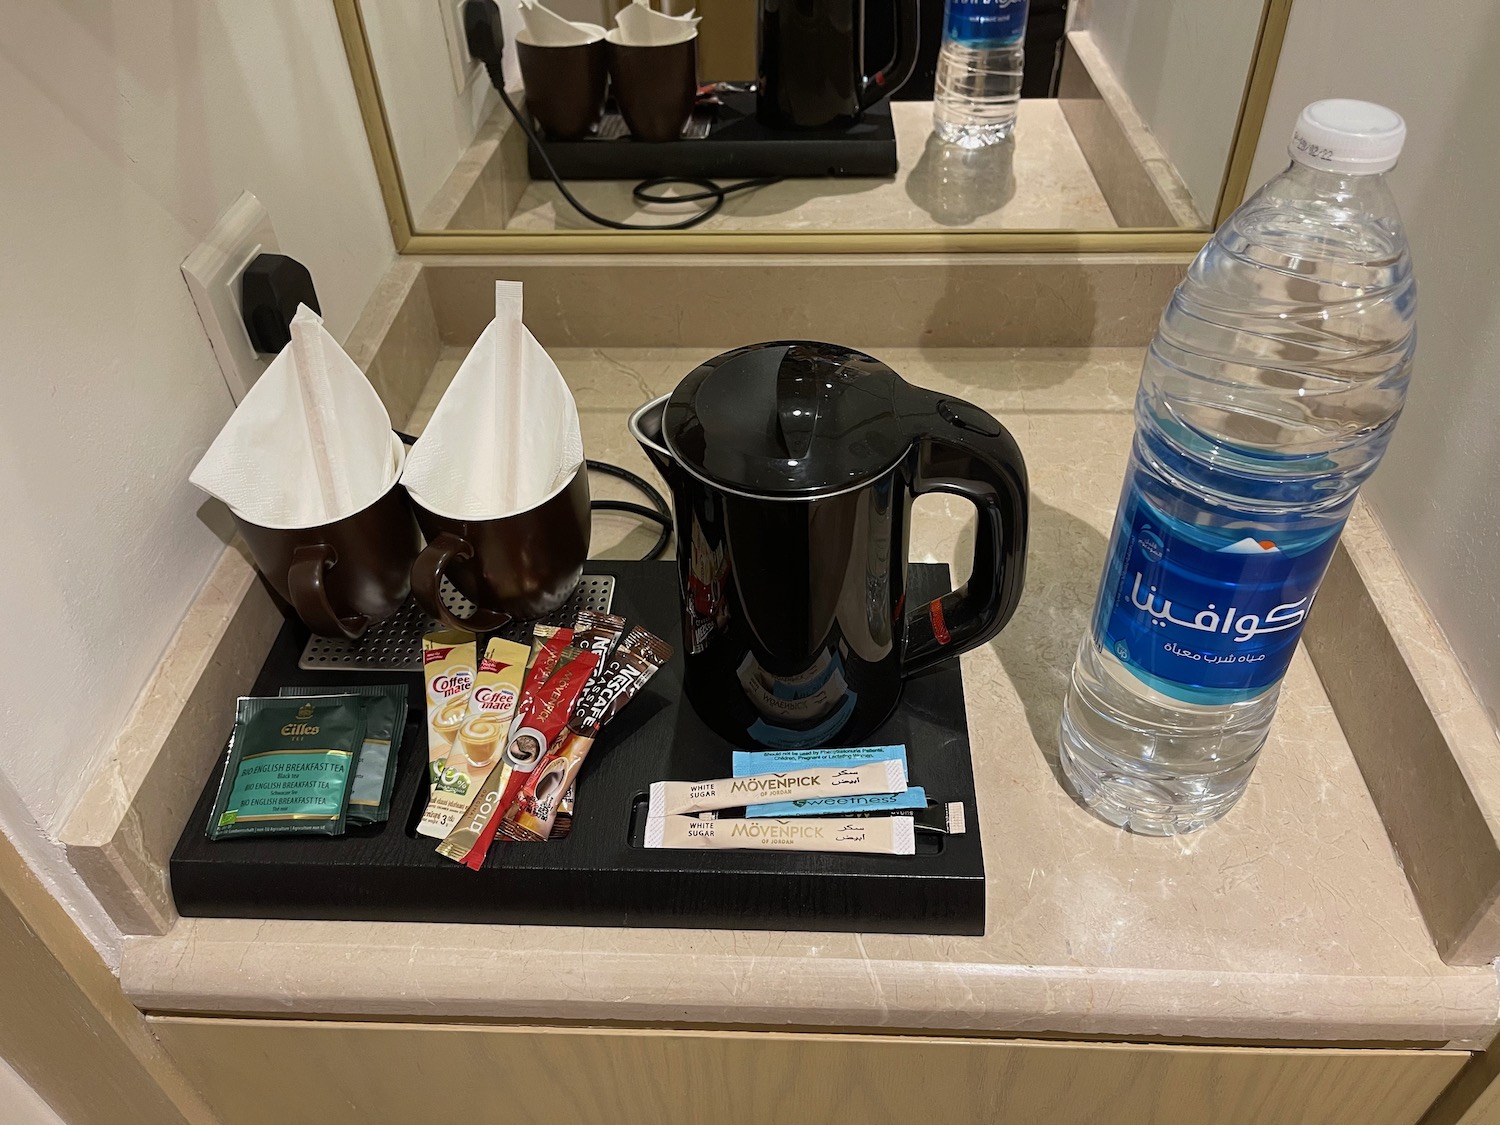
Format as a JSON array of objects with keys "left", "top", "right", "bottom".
[
  {"left": 123, "top": 348, "right": 1498, "bottom": 1045},
  {"left": 506, "top": 101, "right": 1118, "bottom": 233}
]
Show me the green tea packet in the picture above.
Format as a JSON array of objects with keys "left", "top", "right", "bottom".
[
  {"left": 208, "top": 695, "right": 368, "bottom": 840},
  {"left": 281, "top": 684, "right": 408, "bottom": 825}
]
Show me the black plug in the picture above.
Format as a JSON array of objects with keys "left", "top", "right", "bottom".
[
  {"left": 241, "top": 253, "right": 319, "bottom": 355},
  {"left": 463, "top": 0, "right": 505, "bottom": 68}
]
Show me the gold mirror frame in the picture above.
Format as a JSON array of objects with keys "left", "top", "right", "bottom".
[{"left": 335, "top": 0, "right": 1291, "bottom": 255}]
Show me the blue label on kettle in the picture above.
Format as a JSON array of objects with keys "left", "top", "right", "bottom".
[
  {"left": 944, "top": 0, "right": 1028, "bottom": 45},
  {"left": 1093, "top": 466, "right": 1346, "bottom": 705}
]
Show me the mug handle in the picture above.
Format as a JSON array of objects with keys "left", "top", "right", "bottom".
[
  {"left": 902, "top": 401, "right": 1028, "bottom": 677},
  {"left": 288, "top": 544, "right": 370, "bottom": 640},
  {"left": 411, "top": 532, "right": 512, "bottom": 633}
]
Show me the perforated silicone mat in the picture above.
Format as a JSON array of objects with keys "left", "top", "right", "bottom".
[{"left": 297, "top": 575, "right": 616, "bottom": 672}]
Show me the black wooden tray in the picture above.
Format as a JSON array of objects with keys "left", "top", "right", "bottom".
[
  {"left": 527, "top": 92, "right": 898, "bottom": 180},
  {"left": 170, "top": 561, "right": 985, "bottom": 935}
]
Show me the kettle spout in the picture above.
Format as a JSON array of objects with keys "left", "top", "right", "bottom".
[{"left": 629, "top": 394, "right": 676, "bottom": 482}]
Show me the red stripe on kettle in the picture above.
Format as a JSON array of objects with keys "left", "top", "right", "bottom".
[{"left": 929, "top": 599, "right": 952, "bottom": 646}]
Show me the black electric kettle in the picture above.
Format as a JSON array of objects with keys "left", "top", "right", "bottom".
[
  {"left": 758, "top": 0, "right": 921, "bottom": 130},
  {"left": 630, "top": 341, "right": 1028, "bottom": 749}
]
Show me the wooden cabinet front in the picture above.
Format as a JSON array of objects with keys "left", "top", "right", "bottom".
[{"left": 149, "top": 1017, "right": 1465, "bottom": 1125}]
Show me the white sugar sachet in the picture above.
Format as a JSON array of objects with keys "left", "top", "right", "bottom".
[
  {"left": 401, "top": 282, "right": 583, "bottom": 520},
  {"left": 518, "top": 0, "right": 602, "bottom": 45},
  {"left": 614, "top": 0, "right": 699, "bottom": 45},
  {"left": 190, "top": 305, "right": 399, "bottom": 529}
]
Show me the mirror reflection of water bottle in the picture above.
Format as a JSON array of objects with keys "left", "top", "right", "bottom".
[
  {"left": 906, "top": 134, "right": 1017, "bottom": 225},
  {"left": 933, "top": 0, "right": 1030, "bottom": 148}
]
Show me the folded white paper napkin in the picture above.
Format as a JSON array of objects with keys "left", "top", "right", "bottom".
[
  {"left": 613, "top": 0, "right": 699, "bottom": 45},
  {"left": 401, "top": 281, "right": 583, "bottom": 521},
  {"left": 190, "top": 305, "right": 399, "bottom": 529},
  {"left": 518, "top": 0, "right": 604, "bottom": 45}
]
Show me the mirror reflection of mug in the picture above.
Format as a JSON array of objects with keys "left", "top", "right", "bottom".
[{"left": 505, "top": 728, "right": 545, "bottom": 769}]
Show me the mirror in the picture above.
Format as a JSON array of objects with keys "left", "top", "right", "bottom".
[{"left": 342, "top": 0, "right": 1284, "bottom": 246}]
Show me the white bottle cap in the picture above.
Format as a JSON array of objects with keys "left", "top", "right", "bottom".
[{"left": 1289, "top": 99, "right": 1406, "bottom": 174}]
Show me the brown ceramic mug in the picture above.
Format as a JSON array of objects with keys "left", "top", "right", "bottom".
[
  {"left": 606, "top": 34, "right": 698, "bottom": 143},
  {"left": 232, "top": 482, "right": 423, "bottom": 640},
  {"left": 516, "top": 30, "right": 608, "bottom": 140},
  {"left": 408, "top": 466, "right": 591, "bottom": 632}
]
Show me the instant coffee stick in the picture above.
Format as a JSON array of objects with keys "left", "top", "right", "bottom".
[
  {"left": 649, "top": 759, "right": 907, "bottom": 817},
  {"left": 524, "top": 626, "right": 574, "bottom": 690},
  {"left": 434, "top": 756, "right": 511, "bottom": 862},
  {"left": 496, "top": 646, "right": 597, "bottom": 808},
  {"left": 448, "top": 782, "right": 511, "bottom": 867},
  {"left": 573, "top": 610, "right": 625, "bottom": 665},
  {"left": 507, "top": 627, "right": 575, "bottom": 735},
  {"left": 452, "top": 648, "right": 599, "bottom": 868},
  {"left": 570, "top": 609, "right": 627, "bottom": 699},
  {"left": 531, "top": 623, "right": 583, "bottom": 839},
  {"left": 435, "top": 627, "right": 573, "bottom": 861},
  {"left": 504, "top": 626, "right": 673, "bottom": 842},
  {"left": 551, "top": 784, "right": 576, "bottom": 838}
]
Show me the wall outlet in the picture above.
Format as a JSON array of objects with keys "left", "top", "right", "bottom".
[
  {"left": 182, "top": 191, "right": 279, "bottom": 404},
  {"left": 439, "top": 0, "right": 483, "bottom": 94}
]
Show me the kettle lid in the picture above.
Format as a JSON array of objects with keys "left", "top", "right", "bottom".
[{"left": 662, "top": 341, "right": 916, "bottom": 498}]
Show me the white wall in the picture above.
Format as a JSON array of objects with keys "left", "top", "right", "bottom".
[
  {"left": 0, "top": 0, "right": 393, "bottom": 958},
  {"left": 1078, "top": 0, "right": 1265, "bottom": 218},
  {"left": 1246, "top": 0, "right": 1500, "bottom": 726},
  {"left": 0, "top": 1057, "right": 65, "bottom": 1125}
]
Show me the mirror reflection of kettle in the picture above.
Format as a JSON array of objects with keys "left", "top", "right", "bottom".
[{"left": 757, "top": 0, "right": 922, "bottom": 130}]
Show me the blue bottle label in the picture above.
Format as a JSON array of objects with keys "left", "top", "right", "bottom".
[
  {"left": 1093, "top": 467, "right": 1346, "bottom": 705},
  {"left": 945, "top": 0, "right": 1029, "bottom": 45}
]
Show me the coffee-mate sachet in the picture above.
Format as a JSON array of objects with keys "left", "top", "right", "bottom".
[
  {"left": 417, "top": 636, "right": 529, "bottom": 840},
  {"left": 422, "top": 630, "right": 476, "bottom": 791}
]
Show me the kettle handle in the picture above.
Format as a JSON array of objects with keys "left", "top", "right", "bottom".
[
  {"left": 859, "top": 0, "right": 921, "bottom": 113},
  {"left": 902, "top": 404, "right": 1028, "bottom": 677}
]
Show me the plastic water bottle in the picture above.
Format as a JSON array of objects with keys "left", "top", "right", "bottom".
[
  {"left": 933, "top": 0, "right": 1029, "bottom": 147},
  {"left": 1058, "top": 100, "right": 1415, "bottom": 835}
]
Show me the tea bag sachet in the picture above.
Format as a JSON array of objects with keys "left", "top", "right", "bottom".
[
  {"left": 281, "top": 683, "right": 408, "bottom": 824},
  {"left": 190, "top": 305, "right": 401, "bottom": 528},
  {"left": 401, "top": 282, "right": 584, "bottom": 521},
  {"left": 208, "top": 696, "right": 368, "bottom": 839}
]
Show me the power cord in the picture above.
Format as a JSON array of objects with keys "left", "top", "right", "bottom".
[
  {"left": 462, "top": 0, "right": 778, "bottom": 230},
  {"left": 586, "top": 459, "right": 672, "bottom": 561}
]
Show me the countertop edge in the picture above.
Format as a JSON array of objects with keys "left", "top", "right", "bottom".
[{"left": 121, "top": 929, "right": 1499, "bottom": 1047}]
